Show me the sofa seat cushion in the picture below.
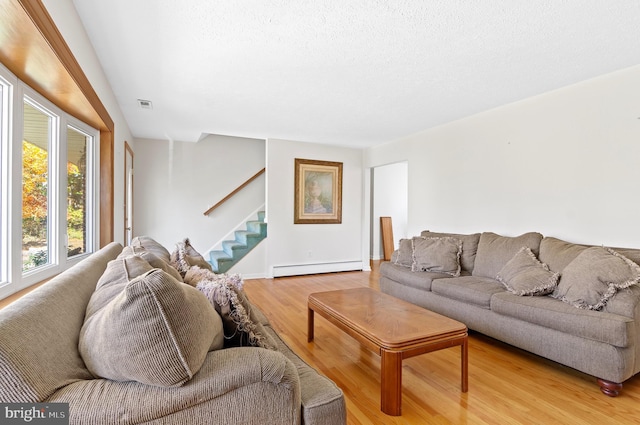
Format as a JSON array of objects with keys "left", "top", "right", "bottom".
[
  {"left": 491, "top": 292, "right": 633, "bottom": 347},
  {"left": 473, "top": 232, "right": 543, "bottom": 279},
  {"left": 431, "top": 276, "right": 505, "bottom": 309},
  {"left": 380, "top": 262, "right": 460, "bottom": 291},
  {"left": 49, "top": 346, "right": 303, "bottom": 424}
]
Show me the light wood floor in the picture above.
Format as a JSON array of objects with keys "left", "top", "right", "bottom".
[{"left": 243, "top": 262, "right": 640, "bottom": 425}]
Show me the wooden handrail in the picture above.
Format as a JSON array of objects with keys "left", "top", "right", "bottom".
[{"left": 203, "top": 168, "right": 266, "bottom": 216}]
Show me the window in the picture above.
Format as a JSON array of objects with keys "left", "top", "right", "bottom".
[
  {"left": 0, "top": 64, "right": 99, "bottom": 298},
  {"left": 66, "top": 124, "right": 95, "bottom": 259},
  {"left": 22, "top": 100, "right": 54, "bottom": 272}
]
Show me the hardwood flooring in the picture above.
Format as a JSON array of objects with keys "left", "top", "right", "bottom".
[{"left": 243, "top": 261, "right": 640, "bottom": 425}]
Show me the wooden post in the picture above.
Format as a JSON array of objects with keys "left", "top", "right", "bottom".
[{"left": 380, "top": 217, "right": 394, "bottom": 261}]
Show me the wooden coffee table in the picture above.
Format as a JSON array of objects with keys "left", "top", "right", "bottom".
[{"left": 308, "top": 287, "right": 468, "bottom": 416}]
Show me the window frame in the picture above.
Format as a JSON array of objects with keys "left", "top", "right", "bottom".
[
  {"left": 0, "top": 64, "right": 100, "bottom": 297},
  {"left": 0, "top": 63, "right": 16, "bottom": 288}
]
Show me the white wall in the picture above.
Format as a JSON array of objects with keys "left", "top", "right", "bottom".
[
  {"left": 266, "top": 139, "right": 366, "bottom": 276},
  {"left": 365, "top": 65, "right": 640, "bottom": 248},
  {"left": 43, "top": 0, "right": 134, "bottom": 245},
  {"left": 371, "top": 162, "right": 408, "bottom": 259},
  {"left": 134, "top": 134, "right": 266, "bottom": 258}
]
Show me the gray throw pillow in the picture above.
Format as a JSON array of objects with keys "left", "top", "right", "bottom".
[
  {"left": 393, "top": 238, "right": 413, "bottom": 268},
  {"left": 420, "top": 231, "right": 481, "bottom": 273},
  {"left": 553, "top": 247, "right": 640, "bottom": 310},
  {"left": 411, "top": 236, "right": 462, "bottom": 276},
  {"left": 496, "top": 247, "right": 559, "bottom": 296},
  {"left": 473, "top": 232, "right": 543, "bottom": 279},
  {"left": 80, "top": 266, "right": 224, "bottom": 387}
]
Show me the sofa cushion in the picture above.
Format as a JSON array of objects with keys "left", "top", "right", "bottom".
[
  {"left": 262, "top": 324, "right": 346, "bottom": 424},
  {"left": 553, "top": 247, "right": 640, "bottom": 310},
  {"left": 411, "top": 236, "right": 462, "bottom": 276},
  {"left": 491, "top": 292, "right": 633, "bottom": 347},
  {"left": 431, "top": 276, "right": 505, "bottom": 309},
  {"left": 80, "top": 260, "right": 224, "bottom": 387},
  {"left": 119, "top": 244, "right": 183, "bottom": 282},
  {"left": 421, "top": 231, "right": 481, "bottom": 273},
  {"left": 472, "top": 232, "right": 543, "bottom": 279},
  {"left": 131, "top": 235, "right": 172, "bottom": 263},
  {"left": 496, "top": 247, "right": 559, "bottom": 296},
  {"left": 538, "top": 237, "right": 589, "bottom": 273},
  {"left": 0, "top": 242, "right": 122, "bottom": 404},
  {"left": 379, "top": 262, "right": 458, "bottom": 291},
  {"left": 171, "top": 237, "right": 213, "bottom": 277},
  {"left": 393, "top": 238, "right": 413, "bottom": 268},
  {"left": 186, "top": 266, "right": 274, "bottom": 349}
]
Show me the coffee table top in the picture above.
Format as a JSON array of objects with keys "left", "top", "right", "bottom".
[{"left": 308, "top": 287, "right": 467, "bottom": 350}]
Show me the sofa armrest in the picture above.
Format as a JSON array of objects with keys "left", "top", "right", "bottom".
[{"left": 47, "top": 347, "right": 301, "bottom": 425}]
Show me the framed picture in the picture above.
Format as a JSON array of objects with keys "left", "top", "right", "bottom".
[{"left": 294, "top": 158, "right": 343, "bottom": 224}]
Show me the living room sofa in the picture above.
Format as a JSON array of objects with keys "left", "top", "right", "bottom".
[
  {"left": 0, "top": 237, "right": 346, "bottom": 424},
  {"left": 380, "top": 230, "right": 640, "bottom": 397}
]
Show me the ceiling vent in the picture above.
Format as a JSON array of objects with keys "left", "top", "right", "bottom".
[{"left": 137, "top": 99, "right": 153, "bottom": 109}]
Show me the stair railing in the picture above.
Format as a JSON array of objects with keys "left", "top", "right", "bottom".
[{"left": 203, "top": 168, "right": 265, "bottom": 216}]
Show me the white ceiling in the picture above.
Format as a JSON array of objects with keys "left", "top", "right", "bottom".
[{"left": 71, "top": 1, "right": 640, "bottom": 148}]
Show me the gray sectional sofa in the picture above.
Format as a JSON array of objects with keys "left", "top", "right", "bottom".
[
  {"left": 380, "top": 230, "right": 640, "bottom": 396},
  {"left": 0, "top": 237, "right": 346, "bottom": 424}
]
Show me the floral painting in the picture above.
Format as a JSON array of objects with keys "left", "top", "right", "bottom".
[{"left": 294, "top": 158, "right": 342, "bottom": 224}]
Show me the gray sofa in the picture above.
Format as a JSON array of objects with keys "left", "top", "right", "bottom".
[
  {"left": 380, "top": 230, "right": 640, "bottom": 397},
  {"left": 0, "top": 238, "right": 346, "bottom": 424}
]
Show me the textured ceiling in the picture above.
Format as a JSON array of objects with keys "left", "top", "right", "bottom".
[{"left": 71, "top": 1, "right": 640, "bottom": 148}]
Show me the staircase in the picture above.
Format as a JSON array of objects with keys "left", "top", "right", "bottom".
[{"left": 208, "top": 211, "right": 267, "bottom": 273}]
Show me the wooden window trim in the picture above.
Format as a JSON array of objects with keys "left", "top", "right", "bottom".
[{"left": 0, "top": 0, "right": 114, "bottom": 246}]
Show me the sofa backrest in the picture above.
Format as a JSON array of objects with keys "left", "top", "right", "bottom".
[
  {"left": 0, "top": 242, "right": 123, "bottom": 403},
  {"left": 472, "top": 232, "right": 543, "bottom": 279}
]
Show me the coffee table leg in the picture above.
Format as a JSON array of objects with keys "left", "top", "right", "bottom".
[
  {"left": 461, "top": 335, "right": 468, "bottom": 392},
  {"left": 380, "top": 350, "right": 402, "bottom": 416},
  {"left": 307, "top": 307, "right": 314, "bottom": 342}
]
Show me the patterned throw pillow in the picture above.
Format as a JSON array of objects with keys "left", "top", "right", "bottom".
[
  {"left": 170, "top": 238, "right": 213, "bottom": 277},
  {"left": 186, "top": 266, "right": 275, "bottom": 349},
  {"left": 496, "top": 247, "right": 559, "bottom": 296}
]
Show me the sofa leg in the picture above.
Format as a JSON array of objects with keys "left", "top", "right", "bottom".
[{"left": 597, "top": 379, "right": 622, "bottom": 397}]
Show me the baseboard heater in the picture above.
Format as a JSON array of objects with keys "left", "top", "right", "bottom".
[{"left": 272, "top": 260, "right": 364, "bottom": 278}]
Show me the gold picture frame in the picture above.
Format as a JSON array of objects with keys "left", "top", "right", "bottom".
[{"left": 294, "top": 158, "right": 343, "bottom": 224}]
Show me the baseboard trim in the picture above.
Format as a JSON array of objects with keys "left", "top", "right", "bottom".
[{"left": 272, "top": 260, "right": 364, "bottom": 278}]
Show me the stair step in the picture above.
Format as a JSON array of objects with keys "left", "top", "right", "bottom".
[
  {"left": 208, "top": 210, "right": 267, "bottom": 273},
  {"left": 246, "top": 221, "right": 267, "bottom": 237},
  {"left": 235, "top": 230, "right": 262, "bottom": 246},
  {"left": 209, "top": 250, "right": 233, "bottom": 273}
]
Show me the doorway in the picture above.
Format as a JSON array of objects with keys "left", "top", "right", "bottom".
[
  {"left": 371, "top": 161, "right": 408, "bottom": 260},
  {"left": 124, "top": 141, "right": 134, "bottom": 245}
]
